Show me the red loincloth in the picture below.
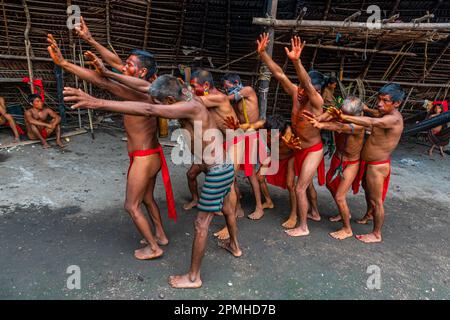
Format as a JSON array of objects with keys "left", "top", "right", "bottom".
[
  {"left": 1, "top": 122, "right": 25, "bottom": 135},
  {"left": 128, "top": 145, "right": 177, "bottom": 222},
  {"left": 294, "top": 142, "right": 326, "bottom": 186},
  {"left": 326, "top": 153, "right": 360, "bottom": 197},
  {"left": 40, "top": 128, "right": 48, "bottom": 139},
  {"left": 266, "top": 155, "right": 294, "bottom": 189},
  {"left": 353, "top": 159, "right": 391, "bottom": 202}
]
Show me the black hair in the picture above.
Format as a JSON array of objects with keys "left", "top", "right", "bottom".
[
  {"left": 326, "top": 76, "right": 337, "bottom": 86},
  {"left": 379, "top": 83, "right": 405, "bottom": 102},
  {"left": 308, "top": 70, "right": 325, "bottom": 90},
  {"left": 264, "top": 115, "right": 288, "bottom": 134},
  {"left": 191, "top": 69, "right": 215, "bottom": 88},
  {"left": 130, "top": 49, "right": 158, "bottom": 80},
  {"left": 28, "top": 93, "right": 41, "bottom": 105},
  {"left": 221, "top": 73, "right": 241, "bottom": 85},
  {"left": 148, "top": 74, "right": 184, "bottom": 102}
]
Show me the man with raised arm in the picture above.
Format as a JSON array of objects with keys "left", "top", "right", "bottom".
[
  {"left": 64, "top": 75, "right": 242, "bottom": 289},
  {"left": 257, "top": 33, "right": 325, "bottom": 236},
  {"left": 327, "top": 84, "right": 405, "bottom": 243},
  {"left": 304, "top": 96, "right": 365, "bottom": 240},
  {"left": 47, "top": 30, "right": 174, "bottom": 260}
]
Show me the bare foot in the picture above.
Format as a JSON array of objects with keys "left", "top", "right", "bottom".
[
  {"left": 183, "top": 200, "right": 198, "bottom": 210},
  {"left": 214, "top": 211, "right": 223, "bottom": 216},
  {"left": 307, "top": 213, "right": 321, "bottom": 222},
  {"left": 134, "top": 245, "right": 163, "bottom": 260},
  {"left": 285, "top": 226, "right": 309, "bottom": 237},
  {"left": 236, "top": 206, "right": 245, "bottom": 218},
  {"left": 213, "top": 226, "right": 230, "bottom": 240},
  {"left": 282, "top": 216, "right": 297, "bottom": 229},
  {"left": 356, "top": 215, "right": 373, "bottom": 224},
  {"left": 140, "top": 236, "right": 169, "bottom": 246},
  {"left": 329, "top": 228, "right": 353, "bottom": 240},
  {"left": 13, "top": 137, "right": 20, "bottom": 143},
  {"left": 42, "top": 142, "right": 51, "bottom": 149},
  {"left": 262, "top": 201, "right": 274, "bottom": 209},
  {"left": 248, "top": 207, "right": 264, "bottom": 220},
  {"left": 218, "top": 239, "right": 242, "bottom": 257},
  {"left": 56, "top": 140, "right": 66, "bottom": 149},
  {"left": 168, "top": 274, "right": 202, "bottom": 289},
  {"left": 355, "top": 232, "right": 382, "bottom": 243},
  {"left": 329, "top": 214, "right": 352, "bottom": 222}
]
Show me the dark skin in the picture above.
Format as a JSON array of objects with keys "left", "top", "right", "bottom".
[
  {"left": 305, "top": 110, "right": 365, "bottom": 240},
  {"left": 223, "top": 80, "right": 260, "bottom": 125},
  {"left": 47, "top": 33, "right": 169, "bottom": 258},
  {"left": 257, "top": 33, "right": 324, "bottom": 236},
  {"left": 0, "top": 97, "right": 20, "bottom": 142},
  {"left": 24, "top": 96, "right": 64, "bottom": 149},
  {"left": 328, "top": 94, "right": 404, "bottom": 243},
  {"left": 64, "top": 86, "right": 242, "bottom": 289}
]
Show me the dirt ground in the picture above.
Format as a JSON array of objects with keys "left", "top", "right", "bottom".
[{"left": 0, "top": 129, "right": 449, "bottom": 300}]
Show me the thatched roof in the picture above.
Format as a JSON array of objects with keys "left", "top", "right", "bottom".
[{"left": 1, "top": 0, "right": 449, "bottom": 119}]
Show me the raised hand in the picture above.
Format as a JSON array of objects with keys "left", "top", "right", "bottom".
[
  {"left": 46, "top": 34, "right": 66, "bottom": 66},
  {"left": 257, "top": 33, "right": 270, "bottom": 54},
  {"left": 75, "top": 16, "right": 92, "bottom": 42},
  {"left": 282, "top": 134, "right": 302, "bottom": 151},
  {"left": 84, "top": 51, "right": 108, "bottom": 75},
  {"left": 224, "top": 116, "right": 240, "bottom": 130},
  {"left": 63, "top": 87, "right": 100, "bottom": 110},
  {"left": 285, "top": 36, "right": 306, "bottom": 61},
  {"left": 327, "top": 107, "right": 344, "bottom": 120}
]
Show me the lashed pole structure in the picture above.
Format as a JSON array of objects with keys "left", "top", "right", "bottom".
[{"left": 258, "top": 0, "right": 278, "bottom": 119}]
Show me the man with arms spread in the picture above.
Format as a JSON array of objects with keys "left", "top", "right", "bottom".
[
  {"left": 327, "top": 83, "right": 405, "bottom": 243},
  {"left": 0, "top": 97, "right": 23, "bottom": 143},
  {"left": 304, "top": 96, "right": 365, "bottom": 240},
  {"left": 257, "top": 34, "right": 325, "bottom": 236},
  {"left": 64, "top": 74, "right": 242, "bottom": 289},
  {"left": 47, "top": 26, "right": 174, "bottom": 260},
  {"left": 24, "top": 94, "right": 64, "bottom": 149}
]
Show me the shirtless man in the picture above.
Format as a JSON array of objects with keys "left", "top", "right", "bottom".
[
  {"left": 304, "top": 96, "right": 365, "bottom": 240},
  {"left": 222, "top": 73, "right": 266, "bottom": 219},
  {"left": 47, "top": 27, "right": 173, "bottom": 259},
  {"left": 24, "top": 94, "right": 64, "bottom": 149},
  {"left": 64, "top": 74, "right": 242, "bottom": 289},
  {"left": 258, "top": 115, "right": 304, "bottom": 228},
  {"left": 0, "top": 97, "right": 22, "bottom": 143},
  {"left": 327, "top": 83, "right": 405, "bottom": 243},
  {"left": 257, "top": 34, "right": 325, "bottom": 236}
]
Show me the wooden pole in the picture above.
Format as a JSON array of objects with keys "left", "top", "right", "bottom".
[
  {"left": 258, "top": 0, "right": 278, "bottom": 120},
  {"left": 22, "top": 0, "right": 34, "bottom": 93},
  {"left": 1, "top": 0, "right": 10, "bottom": 54},
  {"left": 143, "top": 0, "right": 152, "bottom": 50}
]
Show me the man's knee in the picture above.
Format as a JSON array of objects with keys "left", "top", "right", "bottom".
[
  {"left": 334, "top": 193, "right": 347, "bottom": 206},
  {"left": 295, "top": 181, "right": 309, "bottom": 194},
  {"left": 194, "top": 214, "right": 212, "bottom": 236},
  {"left": 187, "top": 169, "right": 198, "bottom": 180},
  {"left": 124, "top": 200, "right": 140, "bottom": 216}
]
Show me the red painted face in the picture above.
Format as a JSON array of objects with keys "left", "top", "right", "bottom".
[
  {"left": 190, "top": 78, "right": 208, "bottom": 96},
  {"left": 32, "top": 97, "right": 44, "bottom": 110},
  {"left": 122, "top": 55, "right": 141, "bottom": 78},
  {"left": 377, "top": 94, "right": 397, "bottom": 115}
]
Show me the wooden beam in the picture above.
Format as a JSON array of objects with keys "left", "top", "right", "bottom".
[
  {"left": 174, "top": 0, "right": 187, "bottom": 65},
  {"left": 341, "top": 78, "right": 450, "bottom": 88},
  {"left": 420, "top": 38, "right": 450, "bottom": 82},
  {"left": 310, "top": 0, "right": 332, "bottom": 69},
  {"left": 143, "top": 0, "right": 152, "bottom": 50},
  {"left": 226, "top": 0, "right": 231, "bottom": 65},
  {"left": 0, "top": 54, "right": 74, "bottom": 63},
  {"left": 22, "top": 0, "right": 34, "bottom": 93},
  {"left": 1, "top": 0, "right": 10, "bottom": 54},
  {"left": 199, "top": 0, "right": 209, "bottom": 63},
  {"left": 0, "top": 129, "right": 87, "bottom": 150}
]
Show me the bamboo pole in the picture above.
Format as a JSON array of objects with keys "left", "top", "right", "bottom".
[
  {"left": 1, "top": 0, "right": 10, "bottom": 54},
  {"left": 22, "top": 0, "right": 34, "bottom": 93},
  {"left": 143, "top": 0, "right": 152, "bottom": 50}
]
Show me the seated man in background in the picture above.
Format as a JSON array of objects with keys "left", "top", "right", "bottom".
[
  {"left": 24, "top": 94, "right": 64, "bottom": 149},
  {"left": 0, "top": 96, "right": 23, "bottom": 143}
]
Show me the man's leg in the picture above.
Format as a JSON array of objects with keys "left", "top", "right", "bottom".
[
  {"left": 54, "top": 124, "right": 65, "bottom": 148},
  {"left": 257, "top": 169, "right": 274, "bottom": 209},
  {"left": 329, "top": 164, "right": 359, "bottom": 240},
  {"left": 307, "top": 183, "right": 321, "bottom": 221},
  {"left": 248, "top": 166, "right": 265, "bottom": 220},
  {"left": 233, "top": 180, "right": 245, "bottom": 218},
  {"left": 183, "top": 164, "right": 203, "bottom": 210},
  {"left": 168, "top": 211, "right": 214, "bottom": 289},
  {"left": 282, "top": 157, "right": 297, "bottom": 229},
  {"left": 141, "top": 169, "right": 169, "bottom": 246},
  {"left": 356, "top": 179, "right": 374, "bottom": 224},
  {"left": 356, "top": 164, "right": 389, "bottom": 243},
  {"left": 28, "top": 124, "right": 50, "bottom": 148},
  {"left": 439, "top": 146, "right": 445, "bottom": 157},
  {"left": 217, "top": 183, "right": 242, "bottom": 257},
  {"left": 125, "top": 154, "right": 163, "bottom": 259},
  {"left": 286, "top": 150, "right": 324, "bottom": 237}
]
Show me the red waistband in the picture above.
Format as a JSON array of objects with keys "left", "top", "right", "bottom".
[
  {"left": 363, "top": 159, "right": 391, "bottom": 166},
  {"left": 332, "top": 153, "right": 360, "bottom": 165},
  {"left": 297, "top": 141, "right": 323, "bottom": 153},
  {"left": 128, "top": 145, "right": 162, "bottom": 158}
]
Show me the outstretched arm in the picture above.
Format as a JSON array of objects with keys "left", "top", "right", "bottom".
[
  {"left": 47, "top": 34, "right": 149, "bottom": 102},
  {"left": 84, "top": 51, "right": 150, "bottom": 93},
  {"left": 329, "top": 107, "right": 401, "bottom": 130},
  {"left": 363, "top": 104, "right": 382, "bottom": 117},
  {"left": 287, "top": 36, "right": 323, "bottom": 110},
  {"left": 257, "top": 33, "right": 297, "bottom": 96},
  {"left": 75, "top": 16, "right": 124, "bottom": 71},
  {"left": 64, "top": 87, "right": 197, "bottom": 120},
  {"left": 304, "top": 113, "right": 364, "bottom": 134}
]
